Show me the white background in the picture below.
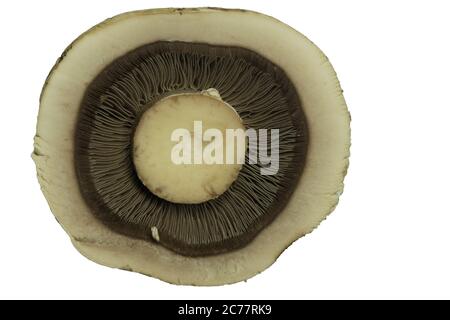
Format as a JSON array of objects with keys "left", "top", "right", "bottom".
[{"left": 1, "top": 0, "right": 449, "bottom": 300}]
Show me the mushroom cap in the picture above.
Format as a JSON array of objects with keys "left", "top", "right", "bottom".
[{"left": 33, "top": 8, "right": 350, "bottom": 286}]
